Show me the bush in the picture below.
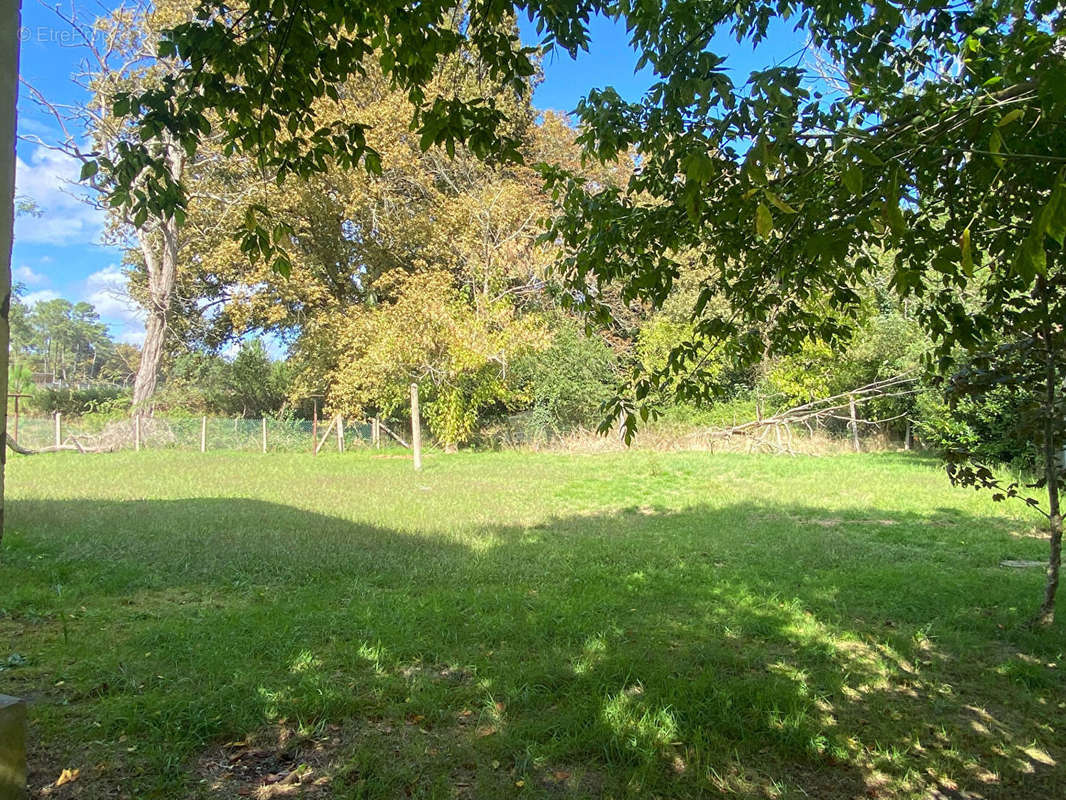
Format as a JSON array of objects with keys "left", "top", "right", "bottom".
[
  {"left": 511, "top": 317, "right": 618, "bottom": 437},
  {"left": 28, "top": 386, "right": 131, "bottom": 416},
  {"left": 915, "top": 378, "right": 1041, "bottom": 473}
]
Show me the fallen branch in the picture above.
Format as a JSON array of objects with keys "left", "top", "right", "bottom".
[
  {"left": 705, "top": 373, "right": 919, "bottom": 446},
  {"left": 6, "top": 434, "right": 82, "bottom": 454}
]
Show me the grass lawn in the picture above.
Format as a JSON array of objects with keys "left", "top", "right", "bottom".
[{"left": 1, "top": 450, "right": 1063, "bottom": 799}]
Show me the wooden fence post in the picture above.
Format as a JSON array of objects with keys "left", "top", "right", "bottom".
[
  {"left": 200, "top": 416, "right": 207, "bottom": 453},
  {"left": 337, "top": 415, "right": 344, "bottom": 453},
  {"left": 54, "top": 411, "right": 61, "bottom": 448},
  {"left": 134, "top": 415, "right": 141, "bottom": 451},
  {"left": 372, "top": 417, "right": 380, "bottom": 448},
  {"left": 905, "top": 420, "right": 913, "bottom": 451},
  {"left": 410, "top": 383, "right": 422, "bottom": 471},
  {"left": 262, "top": 418, "right": 268, "bottom": 454},
  {"left": 848, "top": 394, "right": 860, "bottom": 453}
]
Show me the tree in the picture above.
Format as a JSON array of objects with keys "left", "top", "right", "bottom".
[
  {"left": 102, "top": 0, "right": 1066, "bottom": 624},
  {"left": 939, "top": 271, "right": 1066, "bottom": 626},
  {"left": 20, "top": 2, "right": 244, "bottom": 412},
  {"left": 0, "top": 0, "right": 19, "bottom": 545},
  {"left": 539, "top": 4, "right": 1066, "bottom": 624},
  {"left": 300, "top": 270, "right": 547, "bottom": 449},
  {"left": 17, "top": 298, "right": 118, "bottom": 384}
]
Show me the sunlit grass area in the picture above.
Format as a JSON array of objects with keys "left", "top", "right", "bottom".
[{"left": 2, "top": 450, "right": 1063, "bottom": 799}]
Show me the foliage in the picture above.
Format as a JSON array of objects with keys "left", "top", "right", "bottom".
[
  {"left": 158, "top": 338, "right": 289, "bottom": 417},
  {"left": 510, "top": 316, "right": 618, "bottom": 436},
  {"left": 7, "top": 363, "right": 34, "bottom": 397},
  {"left": 761, "top": 310, "right": 928, "bottom": 426},
  {"left": 28, "top": 386, "right": 131, "bottom": 416},
  {"left": 916, "top": 384, "right": 1041, "bottom": 475},
  {"left": 10, "top": 295, "right": 127, "bottom": 385},
  {"left": 316, "top": 271, "right": 547, "bottom": 447}
]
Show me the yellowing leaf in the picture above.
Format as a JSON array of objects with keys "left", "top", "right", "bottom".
[
  {"left": 996, "top": 108, "right": 1024, "bottom": 127},
  {"left": 763, "top": 188, "right": 797, "bottom": 214},
  {"left": 755, "top": 203, "right": 773, "bottom": 239},
  {"left": 56, "top": 768, "right": 81, "bottom": 787},
  {"left": 960, "top": 228, "right": 973, "bottom": 275},
  {"left": 989, "top": 129, "right": 1005, "bottom": 168}
]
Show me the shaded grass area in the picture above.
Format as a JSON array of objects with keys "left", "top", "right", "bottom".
[{"left": 1, "top": 450, "right": 1063, "bottom": 799}]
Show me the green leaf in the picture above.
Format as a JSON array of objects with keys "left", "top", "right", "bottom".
[
  {"left": 79, "top": 161, "right": 98, "bottom": 181},
  {"left": 842, "top": 165, "right": 863, "bottom": 196},
  {"left": 683, "top": 152, "right": 714, "bottom": 183},
  {"left": 683, "top": 185, "right": 701, "bottom": 224},
  {"left": 755, "top": 203, "right": 773, "bottom": 239},
  {"left": 272, "top": 253, "right": 292, "bottom": 277},
  {"left": 879, "top": 170, "right": 906, "bottom": 236},
  {"left": 989, "top": 129, "right": 1005, "bottom": 167},
  {"left": 763, "top": 188, "right": 796, "bottom": 214},
  {"left": 1042, "top": 169, "right": 1066, "bottom": 246}
]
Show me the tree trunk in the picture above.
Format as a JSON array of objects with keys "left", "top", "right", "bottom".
[
  {"left": 1035, "top": 275, "right": 1062, "bottom": 626},
  {"left": 130, "top": 218, "right": 179, "bottom": 413},
  {"left": 132, "top": 307, "right": 167, "bottom": 411},
  {"left": 0, "top": 0, "right": 20, "bottom": 547}
]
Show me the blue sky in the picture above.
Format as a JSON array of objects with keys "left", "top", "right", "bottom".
[{"left": 14, "top": 4, "right": 804, "bottom": 348}]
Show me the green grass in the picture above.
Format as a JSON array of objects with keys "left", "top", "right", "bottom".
[{"left": 1, "top": 450, "right": 1063, "bottom": 799}]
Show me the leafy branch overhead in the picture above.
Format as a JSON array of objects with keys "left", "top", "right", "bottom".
[{"left": 99, "top": 0, "right": 560, "bottom": 272}]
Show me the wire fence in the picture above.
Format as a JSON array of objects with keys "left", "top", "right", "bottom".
[{"left": 7, "top": 414, "right": 412, "bottom": 454}]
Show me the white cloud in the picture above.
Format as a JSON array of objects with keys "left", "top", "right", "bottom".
[
  {"left": 83, "top": 265, "right": 145, "bottom": 326},
  {"left": 118, "top": 329, "right": 146, "bottom": 347},
  {"left": 22, "top": 289, "right": 59, "bottom": 306},
  {"left": 13, "top": 264, "right": 47, "bottom": 285},
  {"left": 13, "top": 146, "right": 106, "bottom": 246}
]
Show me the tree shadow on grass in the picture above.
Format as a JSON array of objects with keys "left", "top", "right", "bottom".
[{"left": 3, "top": 496, "right": 1063, "bottom": 799}]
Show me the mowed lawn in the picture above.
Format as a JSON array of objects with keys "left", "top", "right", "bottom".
[{"left": 1, "top": 450, "right": 1064, "bottom": 799}]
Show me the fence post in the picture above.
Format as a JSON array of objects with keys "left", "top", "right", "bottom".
[
  {"left": 200, "top": 416, "right": 207, "bottom": 453},
  {"left": 54, "top": 411, "right": 61, "bottom": 448},
  {"left": 12, "top": 394, "right": 19, "bottom": 444},
  {"left": 336, "top": 415, "right": 344, "bottom": 453},
  {"left": 134, "top": 415, "right": 141, "bottom": 451},
  {"left": 905, "top": 420, "right": 913, "bottom": 451},
  {"left": 372, "top": 417, "right": 380, "bottom": 448},
  {"left": 410, "top": 384, "right": 422, "bottom": 471},
  {"left": 848, "top": 394, "right": 860, "bottom": 453},
  {"left": 262, "top": 418, "right": 268, "bottom": 454}
]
